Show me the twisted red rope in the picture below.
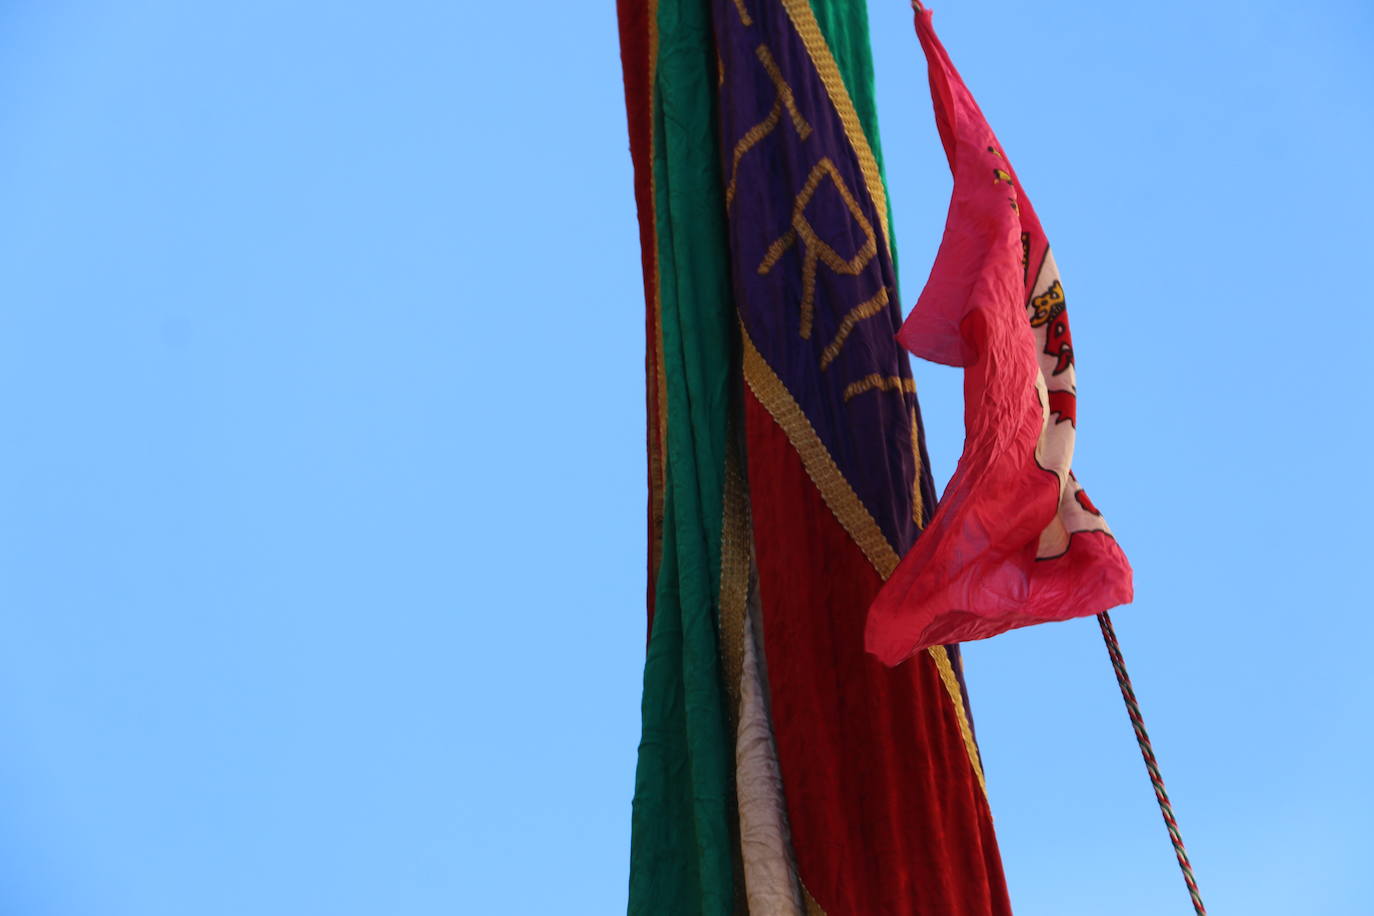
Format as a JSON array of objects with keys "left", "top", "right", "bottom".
[{"left": 1097, "top": 611, "right": 1206, "bottom": 915}]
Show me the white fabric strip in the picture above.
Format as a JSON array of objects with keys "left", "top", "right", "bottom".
[{"left": 735, "top": 573, "right": 805, "bottom": 915}]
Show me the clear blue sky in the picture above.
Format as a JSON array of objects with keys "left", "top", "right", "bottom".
[{"left": 0, "top": 2, "right": 1369, "bottom": 913}]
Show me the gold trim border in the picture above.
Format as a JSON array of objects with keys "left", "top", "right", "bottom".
[
  {"left": 719, "top": 431, "right": 751, "bottom": 718},
  {"left": 929, "top": 646, "right": 988, "bottom": 796},
  {"left": 741, "top": 326, "right": 988, "bottom": 797},
  {"left": 646, "top": 0, "right": 669, "bottom": 603},
  {"left": 741, "top": 328, "right": 900, "bottom": 578}
]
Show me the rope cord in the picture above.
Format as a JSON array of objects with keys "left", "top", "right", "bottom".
[{"left": 1097, "top": 611, "right": 1207, "bottom": 915}]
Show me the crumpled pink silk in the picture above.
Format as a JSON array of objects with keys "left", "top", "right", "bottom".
[{"left": 865, "top": 7, "right": 1133, "bottom": 667}]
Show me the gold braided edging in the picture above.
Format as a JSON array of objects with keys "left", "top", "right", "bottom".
[
  {"left": 646, "top": 0, "right": 669, "bottom": 601},
  {"left": 741, "top": 327, "right": 899, "bottom": 578},
  {"left": 777, "top": 0, "right": 892, "bottom": 259},
  {"left": 718, "top": 430, "right": 752, "bottom": 719},
  {"left": 927, "top": 646, "right": 988, "bottom": 796},
  {"left": 909, "top": 407, "right": 925, "bottom": 527},
  {"left": 740, "top": 326, "right": 989, "bottom": 798}
]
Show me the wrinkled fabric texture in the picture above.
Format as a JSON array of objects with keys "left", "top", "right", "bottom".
[
  {"left": 620, "top": 0, "right": 741, "bottom": 911},
  {"left": 744, "top": 395, "right": 1012, "bottom": 914},
  {"left": 621, "top": 1, "right": 1015, "bottom": 911},
  {"left": 716, "top": 1, "right": 1013, "bottom": 911},
  {"left": 735, "top": 576, "right": 805, "bottom": 914},
  {"left": 866, "top": 8, "right": 1134, "bottom": 667}
]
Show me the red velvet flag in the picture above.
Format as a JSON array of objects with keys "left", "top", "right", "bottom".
[{"left": 866, "top": 7, "right": 1134, "bottom": 667}]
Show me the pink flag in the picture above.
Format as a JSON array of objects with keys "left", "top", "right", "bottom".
[{"left": 866, "top": 6, "right": 1134, "bottom": 666}]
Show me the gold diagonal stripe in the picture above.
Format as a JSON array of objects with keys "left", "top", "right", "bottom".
[
  {"left": 742, "top": 326, "right": 988, "bottom": 798},
  {"left": 742, "top": 326, "right": 900, "bottom": 578},
  {"left": 909, "top": 407, "right": 925, "bottom": 527},
  {"left": 777, "top": 0, "right": 892, "bottom": 258},
  {"left": 929, "top": 645, "right": 988, "bottom": 796}
]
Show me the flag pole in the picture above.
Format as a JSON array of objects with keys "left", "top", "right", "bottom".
[
  {"left": 895, "top": 2, "right": 1202, "bottom": 908},
  {"left": 1096, "top": 612, "right": 1207, "bottom": 915}
]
